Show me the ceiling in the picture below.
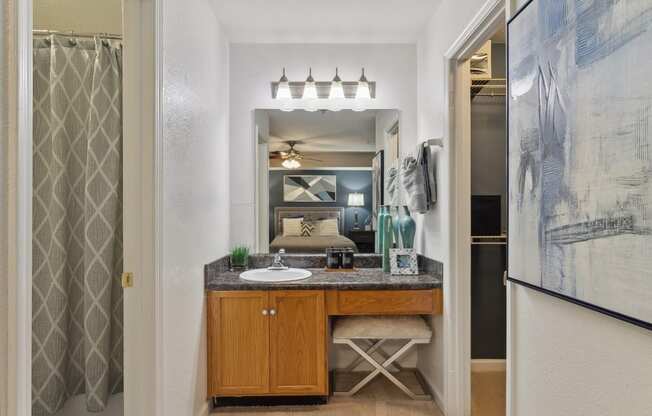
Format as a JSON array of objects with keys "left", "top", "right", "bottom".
[
  {"left": 211, "top": 0, "right": 441, "bottom": 43},
  {"left": 267, "top": 110, "right": 377, "bottom": 153}
]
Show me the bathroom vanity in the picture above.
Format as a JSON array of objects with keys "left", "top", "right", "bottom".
[{"left": 204, "top": 254, "right": 443, "bottom": 401}]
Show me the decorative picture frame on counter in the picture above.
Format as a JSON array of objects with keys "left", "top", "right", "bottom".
[{"left": 389, "top": 248, "right": 418, "bottom": 275}]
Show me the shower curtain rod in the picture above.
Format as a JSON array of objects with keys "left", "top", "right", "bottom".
[{"left": 33, "top": 29, "right": 122, "bottom": 40}]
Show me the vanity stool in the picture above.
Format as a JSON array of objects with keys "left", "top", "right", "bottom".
[{"left": 332, "top": 315, "right": 432, "bottom": 400}]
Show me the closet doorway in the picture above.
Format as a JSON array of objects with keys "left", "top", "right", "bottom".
[{"left": 469, "top": 28, "right": 507, "bottom": 416}]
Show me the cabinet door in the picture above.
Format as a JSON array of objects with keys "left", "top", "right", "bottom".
[
  {"left": 207, "top": 291, "right": 269, "bottom": 396},
  {"left": 269, "top": 291, "right": 327, "bottom": 395}
]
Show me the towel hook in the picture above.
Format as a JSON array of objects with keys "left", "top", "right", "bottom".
[{"left": 422, "top": 138, "right": 444, "bottom": 148}]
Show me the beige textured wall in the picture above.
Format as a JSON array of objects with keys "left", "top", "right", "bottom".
[
  {"left": 415, "top": 0, "right": 490, "bottom": 404},
  {"left": 34, "top": 0, "right": 122, "bottom": 34}
]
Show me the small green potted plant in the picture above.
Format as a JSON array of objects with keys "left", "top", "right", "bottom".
[{"left": 230, "top": 245, "right": 250, "bottom": 271}]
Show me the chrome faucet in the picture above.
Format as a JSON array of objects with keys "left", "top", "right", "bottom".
[{"left": 269, "top": 249, "right": 288, "bottom": 270}]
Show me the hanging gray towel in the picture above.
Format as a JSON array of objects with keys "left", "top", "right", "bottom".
[
  {"left": 400, "top": 156, "right": 429, "bottom": 214},
  {"left": 386, "top": 167, "right": 399, "bottom": 205},
  {"left": 418, "top": 144, "right": 437, "bottom": 206}
]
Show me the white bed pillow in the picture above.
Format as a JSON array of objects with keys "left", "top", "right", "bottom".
[
  {"left": 283, "top": 218, "right": 304, "bottom": 236},
  {"left": 317, "top": 219, "right": 339, "bottom": 236}
]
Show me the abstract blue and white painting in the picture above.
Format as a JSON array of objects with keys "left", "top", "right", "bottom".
[{"left": 508, "top": 0, "right": 652, "bottom": 327}]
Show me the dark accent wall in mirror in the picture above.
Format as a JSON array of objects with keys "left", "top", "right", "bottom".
[{"left": 269, "top": 169, "right": 373, "bottom": 242}]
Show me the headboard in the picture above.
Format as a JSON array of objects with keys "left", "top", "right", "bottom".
[{"left": 274, "top": 207, "right": 345, "bottom": 237}]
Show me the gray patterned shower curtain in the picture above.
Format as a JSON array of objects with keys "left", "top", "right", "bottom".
[{"left": 32, "top": 35, "right": 123, "bottom": 415}]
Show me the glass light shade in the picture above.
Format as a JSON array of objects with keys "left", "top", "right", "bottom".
[
  {"left": 347, "top": 192, "right": 365, "bottom": 207},
  {"left": 304, "top": 100, "right": 319, "bottom": 112},
  {"left": 302, "top": 82, "right": 318, "bottom": 100},
  {"left": 353, "top": 96, "right": 370, "bottom": 112},
  {"left": 276, "top": 82, "right": 292, "bottom": 100},
  {"left": 328, "top": 99, "right": 343, "bottom": 112},
  {"left": 355, "top": 81, "right": 371, "bottom": 100},
  {"left": 277, "top": 83, "right": 293, "bottom": 111},
  {"left": 276, "top": 68, "right": 293, "bottom": 111},
  {"left": 353, "top": 68, "right": 371, "bottom": 112},
  {"left": 329, "top": 68, "right": 345, "bottom": 107},
  {"left": 280, "top": 100, "right": 294, "bottom": 112},
  {"left": 329, "top": 81, "right": 345, "bottom": 100},
  {"left": 302, "top": 82, "right": 319, "bottom": 112},
  {"left": 282, "top": 158, "right": 301, "bottom": 169}
]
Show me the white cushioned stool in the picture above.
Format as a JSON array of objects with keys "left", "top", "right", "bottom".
[{"left": 332, "top": 315, "right": 432, "bottom": 400}]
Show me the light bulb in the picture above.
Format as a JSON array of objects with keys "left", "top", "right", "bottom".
[
  {"left": 302, "top": 68, "right": 319, "bottom": 112},
  {"left": 276, "top": 68, "right": 293, "bottom": 111},
  {"left": 302, "top": 68, "right": 318, "bottom": 100},
  {"left": 329, "top": 68, "right": 345, "bottom": 100},
  {"left": 353, "top": 68, "right": 371, "bottom": 112},
  {"left": 328, "top": 68, "right": 345, "bottom": 111}
]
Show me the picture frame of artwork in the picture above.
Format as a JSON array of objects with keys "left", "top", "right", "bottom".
[
  {"left": 507, "top": 0, "right": 652, "bottom": 331},
  {"left": 283, "top": 175, "right": 336, "bottom": 203},
  {"left": 389, "top": 249, "right": 418, "bottom": 275}
]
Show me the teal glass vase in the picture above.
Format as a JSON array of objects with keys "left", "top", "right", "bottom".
[
  {"left": 392, "top": 206, "right": 401, "bottom": 248},
  {"left": 399, "top": 206, "right": 416, "bottom": 249},
  {"left": 376, "top": 206, "right": 388, "bottom": 254},
  {"left": 381, "top": 207, "right": 394, "bottom": 272}
]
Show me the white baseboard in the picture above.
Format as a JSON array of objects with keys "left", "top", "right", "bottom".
[
  {"left": 432, "top": 385, "right": 445, "bottom": 414},
  {"left": 471, "top": 359, "right": 506, "bottom": 372},
  {"left": 416, "top": 370, "right": 445, "bottom": 414}
]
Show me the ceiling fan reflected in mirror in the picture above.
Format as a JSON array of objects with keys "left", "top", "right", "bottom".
[{"left": 269, "top": 141, "right": 323, "bottom": 169}]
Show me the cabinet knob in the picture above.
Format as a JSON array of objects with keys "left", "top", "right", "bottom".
[
  {"left": 262, "top": 309, "right": 269, "bottom": 316},
  {"left": 269, "top": 309, "right": 276, "bottom": 316}
]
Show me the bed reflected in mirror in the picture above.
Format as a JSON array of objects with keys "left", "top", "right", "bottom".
[{"left": 254, "top": 109, "right": 400, "bottom": 254}]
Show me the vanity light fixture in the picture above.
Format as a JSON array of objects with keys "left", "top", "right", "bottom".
[
  {"left": 354, "top": 68, "right": 371, "bottom": 112},
  {"left": 276, "top": 68, "right": 293, "bottom": 112},
  {"left": 270, "top": 67, "right": 376, "bottom": 110},
  {"left": 302, "top": 68, "right": 318, "bottom": 112}
]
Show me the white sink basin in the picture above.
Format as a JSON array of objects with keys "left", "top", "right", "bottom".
[{"left": 239, "top": 268, "right": 312, "bottom": 283}]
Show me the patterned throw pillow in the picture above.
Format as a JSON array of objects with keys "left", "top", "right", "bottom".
[{"left": 301, "top": 221, "right": 315, "bottom": 237}]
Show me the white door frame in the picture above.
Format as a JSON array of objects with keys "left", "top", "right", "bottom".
[
  {"left": 5, "top": 0, "right": 33, "bottom": 414},
  {"left": 4, "top": 0, "right": 162, "bottom": 414},
  {"left": 442, "top": 1, "right": 507, "bottom": 415}
]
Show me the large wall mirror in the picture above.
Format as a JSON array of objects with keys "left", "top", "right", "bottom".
[{"left": 254, "top": 109, "right": 400, "bottom": 254}]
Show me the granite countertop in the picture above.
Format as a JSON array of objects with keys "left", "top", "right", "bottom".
[{"left": 204, "top": 254, "right": 443, "bottom": 291}]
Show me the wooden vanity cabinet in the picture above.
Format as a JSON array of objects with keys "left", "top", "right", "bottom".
[
  {"left": 207, "top": 290, "right": 327, "bottom": 397},
  {"left": 207, "top": 291, "right": 270, "bottom": 396}
]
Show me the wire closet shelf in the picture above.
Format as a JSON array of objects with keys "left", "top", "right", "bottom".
[
  {"left": 33, "top": 29, "right": 122, "bottom": 40},
  {"left": 471, "top": 78, "right": 506, "bottom": 98}
]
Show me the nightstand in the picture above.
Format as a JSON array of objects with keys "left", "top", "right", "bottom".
[{"left": 349, "top": 230, "right": 375, "bottom": 253}]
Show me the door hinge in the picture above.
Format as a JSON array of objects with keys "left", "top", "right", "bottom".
[
  {"left": 122, "top": 272, "right": 134, "bottom": 288},
  {"left": 503, "top": 270, "right": 507, "bottom": 287}
]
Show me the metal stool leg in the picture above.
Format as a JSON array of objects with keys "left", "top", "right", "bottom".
[
  {"left": 334, "top": 338, "right": 431, "bottom": 400},
  {"left": 344, "top": 339, "right": 402, "bottom": 372}
]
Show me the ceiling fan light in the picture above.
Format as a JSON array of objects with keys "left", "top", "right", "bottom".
[{"left": 282, "top": 158, "right": 301, "bottom": 169}]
